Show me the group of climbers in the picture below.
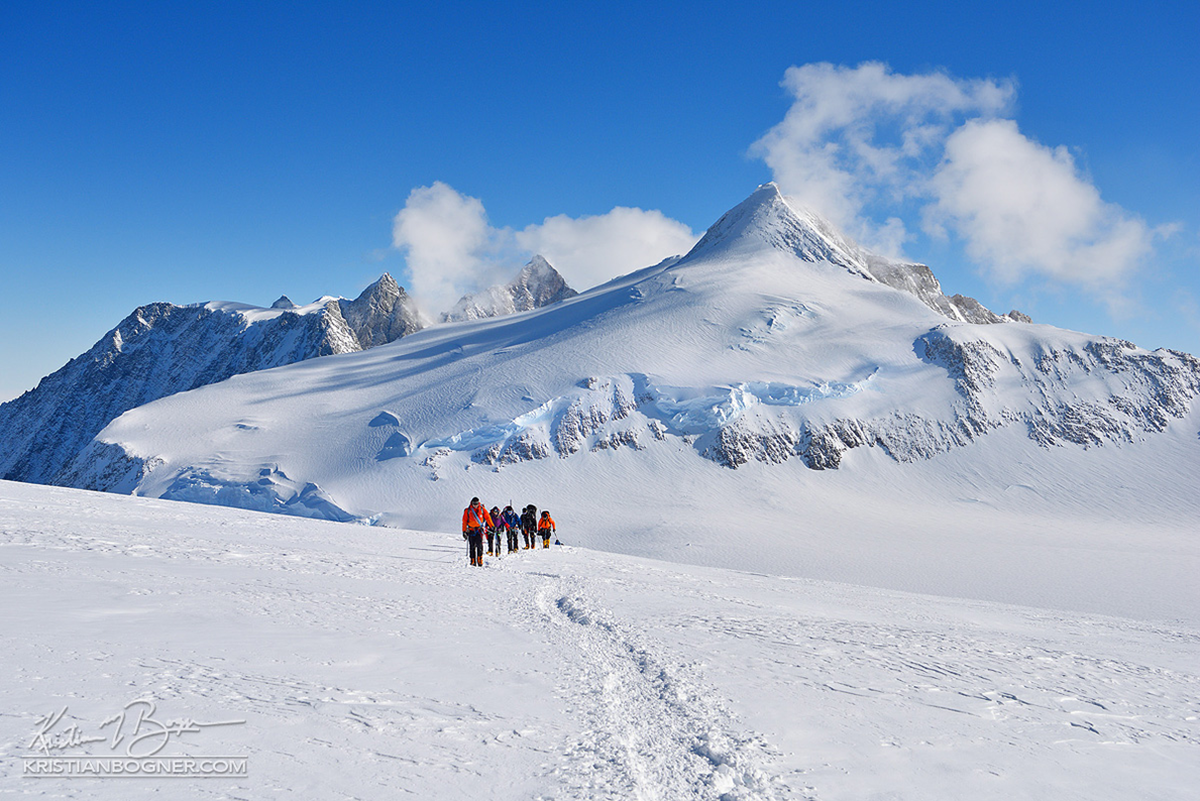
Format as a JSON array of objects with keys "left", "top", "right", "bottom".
[{"left": 461, "top": 497, "right": 556, "bottom": 567}]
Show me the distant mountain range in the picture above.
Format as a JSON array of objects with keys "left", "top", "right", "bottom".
[{"left": 0, "top": 260, "right": 587, "bottom": 486}]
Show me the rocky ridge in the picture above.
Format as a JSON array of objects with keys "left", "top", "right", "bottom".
[
  {"left": 0, "top": 274, "right": 422, "bottom": 484},
  {"left": 407, "top": 331, "right": 1200, "bottom": 476}
]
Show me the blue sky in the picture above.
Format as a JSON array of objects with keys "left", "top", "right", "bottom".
[{"left": 3, "top": 1, "right": 1198, "bottom": 400}]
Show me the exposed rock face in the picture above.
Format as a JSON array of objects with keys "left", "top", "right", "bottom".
[
  {"left": 0, "top": 274, "right": 422, "bottom": 485},
  {"left": 436, "top": 334, "right": 1200, "bottom": 474},
  {"left": 717, "top": 332, "right": 1200, "bottom": 471},
  {"left": 442, "top": 256, "right": 578, "bottom": 322},
  {"left": 340, "top": 273, "right": 424, "bottom": 349},
  {"left": 865, "top": 256, "right": 1025, "bottom": 324}
]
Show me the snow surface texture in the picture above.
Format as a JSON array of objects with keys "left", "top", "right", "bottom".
[
  {"left": 442, "top": 255, "right": 579, "bottom": 322},
  {"left": 1, "top": 481, "right": 1197, "bottom": 800},
  {"left": 0, "top": 274, "right": 423, "bottom": 485}
]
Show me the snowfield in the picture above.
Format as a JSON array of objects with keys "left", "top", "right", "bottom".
[{"left": 2, "top": 480, "right": 1197, "bottom": 800}]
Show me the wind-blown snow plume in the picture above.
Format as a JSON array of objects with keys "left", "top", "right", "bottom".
[
  {"left": 752, "top": 62, "right": 1166, "bottom": 296},
  {"left": 392, "top": 182, "right": 697, "bottom": 313}
]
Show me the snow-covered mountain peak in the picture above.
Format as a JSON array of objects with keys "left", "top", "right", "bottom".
[
  {"left": 513, "top": 255, "right": 575, "bottom": 302},
  {"left": 682, "top": 183, "right": 869, "bottom": 277},
  {"left": 360, "top": 272, "right": 402, "bottom": 302},
  {"left": 442, "top": 256, "right": 578, "bottom": 322},
  {"left": 520, "top": 254, "right": 556, "bottom": 281},
  {"left": 682, "top": 184, "right": 1029, "bottom": 325}
]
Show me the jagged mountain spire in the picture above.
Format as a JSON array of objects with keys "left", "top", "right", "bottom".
[
  {"left": 442, "top": 256, "right": 578, "bottom": 322},
  {"left": 339, "top": 273, "right": 424, "bottom": 349}
]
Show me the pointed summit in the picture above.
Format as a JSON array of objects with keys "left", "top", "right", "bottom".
[
  {"left": 682, "top": 183, "right": 869, "bottom": 276},
  {"left": 271, "top": 295, "right": 297, "bottom": 309},
  {"left": 354, "top": 273, "right": 401, "bottom": 304},
  {"left": 339, "top": 273, "right": 424, "bottom": 349},
  {"left": 686, "top": 184, "right": 1031, "bottom": 325},
  {"left": 518, "top": 254, "right": 558, "bottom": 284},
  {"left": 511, "top": 255, "right": 577, "bottom": 309},
  {"left": 442, "top": 257, "right": 578, "bottom": 322}
]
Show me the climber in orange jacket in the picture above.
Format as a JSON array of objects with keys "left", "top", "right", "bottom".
[
  {"left": 462, "top": 497, "right": 494, "bottom": 566},
  {"left": 538, "top": 510, "right": 555, "bottom": 549}
]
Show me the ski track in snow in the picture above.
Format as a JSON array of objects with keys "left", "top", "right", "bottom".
[{"left": 678, "top": 607, "right": 1200, "bottom": 748}]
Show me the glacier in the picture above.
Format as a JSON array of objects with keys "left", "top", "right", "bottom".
[{"left": 3, "top": 479, "right": 1197, "bottom": 799}]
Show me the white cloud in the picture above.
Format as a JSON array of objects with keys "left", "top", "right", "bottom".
[
  {"left": 392, "top": 182, "right": 697, "bottom": 314},
  {"left": 752, "top": 62, "right": 1170, "bottom": 298},
  {"left": 926, "top": 119, "right": 1158, "bottom": 293},
  {"left": 391, "top": 182, "right": 506, "bottom": 315},
  {"left": 515, "top": 208, "right": 698, "bottom": 290},
  {"left": 750, "top": 61, "right": 1014, "bottom": 252}
]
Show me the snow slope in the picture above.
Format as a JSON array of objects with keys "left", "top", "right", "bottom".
[
  {"left": 58, "top": 184, "right": 1200, "bottom": 620},
  {"left": 1, "top": 480, "right": 1197, "bottom": 800}
]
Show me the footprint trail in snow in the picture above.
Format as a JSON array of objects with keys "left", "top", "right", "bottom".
[{"left": 525, "top": 577, "right": 787, "bottom": 800}]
